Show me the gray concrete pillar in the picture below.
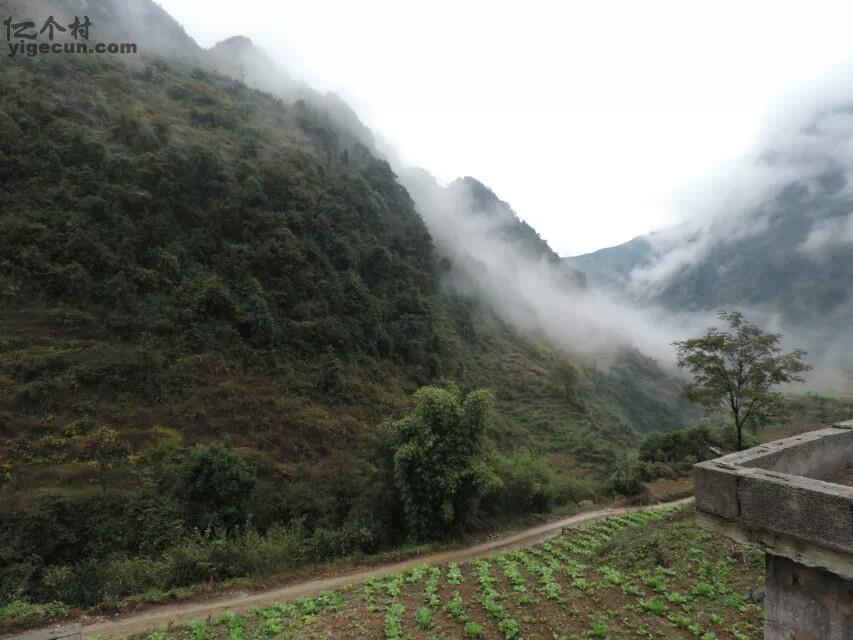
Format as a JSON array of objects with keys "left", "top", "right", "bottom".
[{"left": 764, "top": 554, "right": 853, "bottom": 640}]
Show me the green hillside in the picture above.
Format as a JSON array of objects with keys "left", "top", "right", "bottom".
[{"left": 0, "top": 2, "right": 699, "bottom": 615}]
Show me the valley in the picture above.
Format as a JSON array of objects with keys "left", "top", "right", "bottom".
[{"left": 1, "top": 2, "right": 852, "bottom": 639}]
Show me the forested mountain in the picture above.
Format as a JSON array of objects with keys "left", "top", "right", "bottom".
[
  {"left": 402, "top": 171, "right": 586, "bottom": 290},
  {"left": 206, "top": 35, "right": 387, "bottom": 160},
  {"left": 566, "top": 235, "right": 654, "bottom": 292},
  {"left": 444, "top": 177, "right": 587, "bottom": 288},
  {"left": 566, "top": 183, "right": 853, "bottom": 333},
  {"left": 0, "top": 0, "right": 697, "bottom": 612}
]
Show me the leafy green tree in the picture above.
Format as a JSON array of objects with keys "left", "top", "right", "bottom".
[
  {"left": 386, "top": 384, "right": 493, "bottom": 540},
  {"left": 182, "top": 444, "right": 256, "bottom": 532},
  {"left": 673, "top": 311, "right": 811, "bottom": 450}
]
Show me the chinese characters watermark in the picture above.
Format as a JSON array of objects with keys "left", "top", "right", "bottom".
[{"left": 4, "top": 15, "right": 137, "bottom": 58}]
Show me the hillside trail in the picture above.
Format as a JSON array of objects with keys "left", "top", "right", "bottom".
[{"left": 81, "top": 496, "right": 694, "bottom": 639}]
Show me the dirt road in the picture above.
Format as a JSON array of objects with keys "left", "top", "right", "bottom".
[{"left": 81, "top": 497, "right": 694, "bottom": 639}]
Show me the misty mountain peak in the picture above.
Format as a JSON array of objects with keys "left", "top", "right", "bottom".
[
  {"left": 212, "top": 35, "right": 256, "bottom": 50},
  {"left": 410, "top": 175, "right": 585, "bottom": 288},
  {"left": 448, "top": 177, "right": 505, "bottom": 215}
]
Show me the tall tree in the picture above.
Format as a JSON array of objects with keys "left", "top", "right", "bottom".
[
  {"left": 673, "top": 311, "right": 811, "bottom": 450},
  {"left": 386, "top": 384, "right": 493, "bottom": 540}
]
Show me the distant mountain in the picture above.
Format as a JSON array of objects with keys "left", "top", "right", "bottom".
[
  {"left": 565, "top": 235, "right": 653, "bottom": 292},
  {"left": 565, "top": 104, "right": 853, "bottom": 360},
  {"left": 567, "top": 182, "right": 853, "bottom": 334}
]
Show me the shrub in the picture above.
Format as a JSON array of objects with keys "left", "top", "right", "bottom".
[
  {"left": 182, "top": 444, "right": 256, "bottom": 532},
  {"left": 639, "top": 424, "right": 760, "bottom": 480},
  {"left": 605, "top": 453, "right": 647, "bottom": 498},
  {"left": 306, "top": 521, "right": 376, "bottom": 560},
  {"left": 0, "top": 600, "right": 70, "bottom": 624},
  {"left": 484, "top": 451, "right": 556, "bottom": 515},
  {"left": 98, "top": 555, "right": 169, "bottom": 602},
  {"left": 554, "top": 476, "right": 598, "bottom": 505}
]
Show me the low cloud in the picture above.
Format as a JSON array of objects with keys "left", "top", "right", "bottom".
[
  {"left": 621, "top": 60, "right": 853, "bottom": 296},
  {"left": 401, "top": 171, "right": 716, "bottom": 367},
  {"left": 800, "top": 211, "right": 853, "bottom": 253},
  {"left": 402, "top": 169, "right": 852, "bottom": 394}
]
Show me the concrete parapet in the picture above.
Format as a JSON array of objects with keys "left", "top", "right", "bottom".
[
  {"left": 694, "top": 421, "right": 853, "bottom": 571},
  {"left": 694, "top": 422, "right": 853, "bottom": 640}
]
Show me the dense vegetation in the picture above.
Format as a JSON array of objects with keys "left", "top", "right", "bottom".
[
  {"left": 639, "top": 424, "right": 755, "bottom": 480},
  {"left": 0, "top": 50, "right": 698, "bottom": 613},
  {"left": 0, "top": 4, "right": 847, "bottom": 636},
  {"left": 636, "top": 390, "right": 852, "bottom": 482}
]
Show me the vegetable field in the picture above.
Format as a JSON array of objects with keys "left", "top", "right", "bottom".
[{"left": 126, "top": 506, "right": 764, "bottom": 640}]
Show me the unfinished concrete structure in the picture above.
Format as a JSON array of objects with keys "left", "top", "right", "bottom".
[{"left": 694, "top": 420, "right": 853, "bottom": 640}]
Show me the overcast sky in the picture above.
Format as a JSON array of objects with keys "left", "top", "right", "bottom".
[{"left": 160, "top": 0, "right": 853, "bottom": 256}]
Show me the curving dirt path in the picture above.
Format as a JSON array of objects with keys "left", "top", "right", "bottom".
[{"left": 81, "top": 497, "right": 694, "bottom": 639}]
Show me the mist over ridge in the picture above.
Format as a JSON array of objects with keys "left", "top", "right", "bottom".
[
  {"left": 161, "top": 11, "right": 725, "bottom": 372},
  {"left": 7, "top": 4, "right": 853, "bottom": 628},
  {"left": 7, "top": 0, "right": 851, "bottom": 390},
  {"left": 566, "top": 61, "right": 853, "bottom": 385},
  {"left": 157, "top": 0, "right": 853, "bottom": 386}
]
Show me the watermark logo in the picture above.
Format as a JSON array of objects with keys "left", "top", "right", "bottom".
[{"left": 4, "top": 15, "right": 137, "bottom": 58}]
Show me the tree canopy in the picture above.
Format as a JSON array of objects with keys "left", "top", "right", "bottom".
[
  {"left": 673, "top": 311, "right": 811, "bottom": 450},
  {"left": 182, "top": 444, "right": 256, "bottom": 532},
  {"left": 386, "top": 384, "right": 493, "bottom": 540}
]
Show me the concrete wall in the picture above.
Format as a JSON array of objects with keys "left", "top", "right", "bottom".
[
  {"left": 765, "top": 554, "right": 853, "bottom": 640},
  {"left": 695, "top": 422, "right": 853, "bottom": 640},
  {"left": 693, "top": 421, "right": 853, "bottom": 574},
  {"left": 696, "top": 421, "right": 853, "bottom": 479}
]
